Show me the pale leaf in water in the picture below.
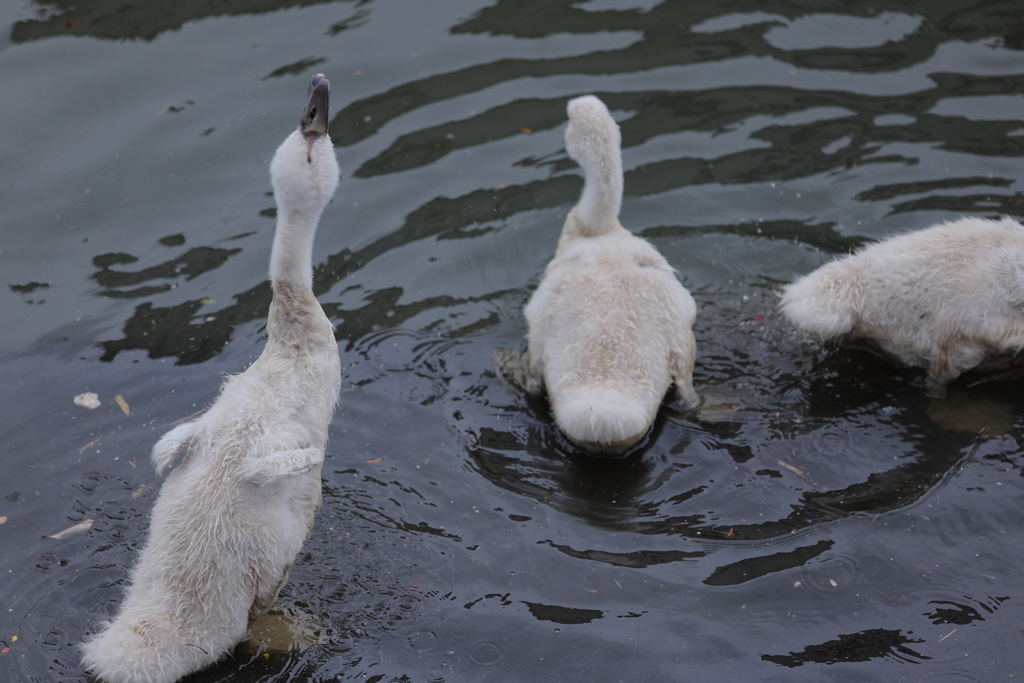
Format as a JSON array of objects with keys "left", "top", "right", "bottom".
[
  {"left": 74, "top": 392, "right": 101, "bottom": 409},
  {"left": 115, "top": 394, "right": 130, "bottom": 415},
  {"left": 0, "top": 516, "right": 7, "bottom": 524},
  {"left": 44, "top": 519, "right": 94, "bottom": 539}
]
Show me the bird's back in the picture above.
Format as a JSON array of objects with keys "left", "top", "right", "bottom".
[
  {"left": 781, "top": 216, "right": 1024, "bottom": 384},
  {"left": 526, "top": 229, "right": 695, "bottom": 450}
]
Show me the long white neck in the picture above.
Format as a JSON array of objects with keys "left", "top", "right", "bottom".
[
  {"left": 564, "top": 95, "right": 624, "bottom": 237},
  {"left": 575, "top": 153, "right": 622, "bottom": 235},
  {"left": 269, "top": 205, "right": 322, "bottom": 292},
  {"left": 267, "top": 131, "right": 339, "bottom": 292}
]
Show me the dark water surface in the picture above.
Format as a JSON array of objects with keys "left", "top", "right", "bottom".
[{"left": 3, "top": 1, "right": 1024, "bottom": 681}]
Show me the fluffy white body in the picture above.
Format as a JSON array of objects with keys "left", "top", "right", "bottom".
[
  {"left": 524, "top": 95, "right": 699, "bottom": 455},
  {"left": 780, "top": 216, "right": 1024, "bottom": 394},
  {"left": 80, "top": 75, "right": 342, "bottom": 683}
]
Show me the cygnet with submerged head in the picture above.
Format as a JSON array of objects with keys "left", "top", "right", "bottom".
[
  {"left": 780, "top": 215, "right": 1024, "bottom": 396},
  {"left": 523, "top": 95, "right": 699, "bottom": 456},
  {"left": 80, "top": 73, "right": 342, "bottom": 683}
]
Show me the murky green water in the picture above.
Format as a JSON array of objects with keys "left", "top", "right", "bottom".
[{"left": 3, "top": 1, "right": 1024, "bottom": 681}]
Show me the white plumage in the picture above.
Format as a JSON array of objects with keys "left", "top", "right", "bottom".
[
  {"left": 524, "top": 95, "right": 699, "bottom": 455},
  {"left": 80, "top": 74, "right": 342, "bottom": 683},
  {"left": 780, "top": 216, "right": 1024, "bottom": 395}
]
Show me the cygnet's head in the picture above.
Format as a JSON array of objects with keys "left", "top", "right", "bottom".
[
  {"left": 270, "top": 74, "right": 341, "bottom": 220},
  {"left": 564, "top": 95, "right": 621, "bottom": 177}
]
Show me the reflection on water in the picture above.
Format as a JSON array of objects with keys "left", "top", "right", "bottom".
[
  {"left": 4, "top": 0, "right": 1024, "bottom": 681},
  {"left": 10, "top": 0, "right": 363, "bottom": 42},
  {"left": 762, "top": 628, "right": 930, "bottom": 666}
]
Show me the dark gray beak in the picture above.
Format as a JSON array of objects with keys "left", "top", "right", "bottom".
[{"left": 300, "top": 73, "right": 330, "bottom": 137}]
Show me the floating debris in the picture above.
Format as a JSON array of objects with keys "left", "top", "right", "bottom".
[
  {"left": 132, "top": 486, "right": 153, "bottom": 500},
  {"left": 776, "top": 459, "right": 805, "bottom": 477},
  {"left": 44, "top": 519, "right": 94, "bottom": 539},
  {"left": 74, "top": 392, "right": 101, "bottom": 410},
  {"left": 115, "top": 394, "right": 130, "bottom": 415}
]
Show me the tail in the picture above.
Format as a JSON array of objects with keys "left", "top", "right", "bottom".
[
  {"left": 553, "top": 387, "right": 652, "bottom": 455},
  {"left": 779, "top": 263, "right": 859, "bottom": 340},
  {"left": 80, "top": 612, "right": 218, "bottom": 683}
]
